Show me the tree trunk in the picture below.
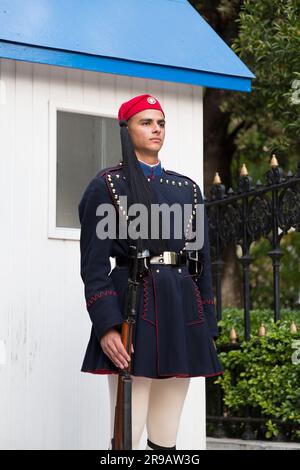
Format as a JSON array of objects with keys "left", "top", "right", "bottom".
[{"left": 191, "top": 0, "right": 245, "bottom": 307}]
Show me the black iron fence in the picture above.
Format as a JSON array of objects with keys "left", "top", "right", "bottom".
[
  {"left": 207, "top": 155, "right": 300, "bottom": 337},
  {"left": 205, "top": 155, "right": 300, "bottom": 441}
]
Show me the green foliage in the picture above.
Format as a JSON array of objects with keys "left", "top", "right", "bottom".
[
  {"left": 217, "top": 307, "right": 299, "bottom": 344},
  {"left": 249, "top": 232, "right": 300, "bottom": 310},
  {"left": 219, "top": 0, "right": 300, "bottom": 169},
  {"left": 191, "top": 1, "right": 300, "bottom": 318},
  {"left": 215, "top": 307, "right": 300, "bottom": 439}
]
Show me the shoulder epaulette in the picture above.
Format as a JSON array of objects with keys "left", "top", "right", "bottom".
[
  {"left": 97, "top": 161, "right": 124, "bottom": 179},
  {"left": 164, "top": 169, "right": 197, "bottom": 186},
  {"left": 94, "top": 162, "right": 126, "bottom": 215}
]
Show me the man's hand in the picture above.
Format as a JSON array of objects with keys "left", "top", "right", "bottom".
[{"left": 100, "top": 328, "right": 134, "bottom": 369}]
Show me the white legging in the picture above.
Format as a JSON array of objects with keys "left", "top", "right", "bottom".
[{"left": 108, "top": 374, "right": 190, "bottom": 450}]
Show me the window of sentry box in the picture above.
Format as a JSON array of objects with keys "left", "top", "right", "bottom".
[{"left": 56, "top": 111, "right": 121, "bottom": 229}]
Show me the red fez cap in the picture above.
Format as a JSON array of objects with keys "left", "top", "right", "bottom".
[{"left": 118, "top": 94, "right": 165, "bottom": 121}]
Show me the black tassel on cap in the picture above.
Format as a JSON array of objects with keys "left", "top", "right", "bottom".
[{"left": 119, "top": 119, "right": 167, "bottom": 255}]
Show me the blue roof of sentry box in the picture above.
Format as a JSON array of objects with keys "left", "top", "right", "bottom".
[{"left": 0, "top": 0, "right": 255, "bottom": 92}]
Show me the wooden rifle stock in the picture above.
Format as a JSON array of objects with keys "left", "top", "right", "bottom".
[{"left": 111, "top": 243, "right": 147, "bottom": 450}]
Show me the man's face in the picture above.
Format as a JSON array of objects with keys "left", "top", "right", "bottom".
[{"left": 127, "top": 109, "right": 165, "bottom": 154}]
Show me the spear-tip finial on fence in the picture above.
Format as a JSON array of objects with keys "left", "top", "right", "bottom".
[
  {"left": 270, "top": 154, "right": 279, "bottom": 167},
  {"left": 213, "top": 172, "right": 222, "bottom": 185},
  {"left": 258, "top": 323, "right": 266, "bottom": 336},
  {"left": 240, "top": 163, "right": 248, "bottom": 176},
  {"left": 229, "top": 327, "right": 238, "bottom": 344},
  {"left": 290, "top": 321, "right": 298, "bottom": 333}
]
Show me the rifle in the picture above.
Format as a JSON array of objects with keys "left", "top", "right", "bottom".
[{"left": 111, "top": 240, "right": 148, "bottom": 450}]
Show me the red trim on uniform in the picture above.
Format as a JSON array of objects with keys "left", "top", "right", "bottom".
[
  {"left": 141, "top": 275, "right": 156, "bottom": 326},
  {"left": 86, "top": 289, "right": 117, "bottom": 308},
  {"left": 152, "top": 271, "right": 160, "bottom": 375},
  {"left": 150, "top": 167, "right": 155, "bottom": 180},
  {"left": 83, "top": 369, "right": 119, "bottom": 375},
  {"left": 81, "top": 369, "right": 224, "bottom": 378},
  {"left": 142, "top": 276, "right": 149, "bottom": 318},
  {"left": 202, "top": 298, "right": 215, "bottom": 305},
  {"left": 187, "top": 284, "right": 205, "bottom": 325}
]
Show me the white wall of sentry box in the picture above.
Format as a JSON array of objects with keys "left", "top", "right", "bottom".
[{"left": 0, "top": 57, "right": 206, "bottom": 450}]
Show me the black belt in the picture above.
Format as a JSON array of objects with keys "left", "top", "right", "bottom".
[{"left": 115, "top": 251, "right": 189, "bottom": 267}]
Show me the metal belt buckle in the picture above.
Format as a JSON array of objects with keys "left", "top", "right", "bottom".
[
  {"left": 149, "top": 251, "right": 177, "bottom": 265},
  {"left": 163, "top": 251, "right": 177, "bottom": 265}
]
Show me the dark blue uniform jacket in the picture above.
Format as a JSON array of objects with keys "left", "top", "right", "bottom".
[{"left": 78, "top": 160, "right": 224, "bottom": 378}]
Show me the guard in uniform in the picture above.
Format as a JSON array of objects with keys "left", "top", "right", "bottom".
[{"left": 78, "top": 94, "right": 224, "bottom": 450}]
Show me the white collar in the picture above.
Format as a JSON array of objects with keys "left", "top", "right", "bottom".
[{"left": 137, "top": 158, "right": 160, "bottom": 168}]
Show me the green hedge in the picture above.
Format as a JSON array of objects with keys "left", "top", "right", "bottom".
[{"left": 214, "top": 308, "right": 300, "bottom": 439}]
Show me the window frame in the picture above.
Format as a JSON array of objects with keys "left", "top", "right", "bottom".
[{"left": 48, "top": 100, "right": 116, "bottom": 240}]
